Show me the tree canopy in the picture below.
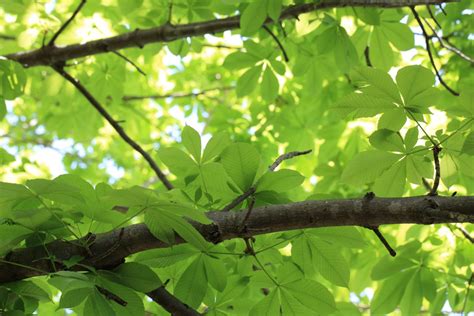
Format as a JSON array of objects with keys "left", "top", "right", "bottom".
[{"left": 0, "top": 0, "right": 473, "bottom": 315}]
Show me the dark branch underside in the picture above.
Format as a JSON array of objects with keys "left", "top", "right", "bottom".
[
  {"left": 5, "top": 0, "right": 455, "bottom": 67},
  {"left": 1, "top": 195, "right": 472, "bottom": 284}
]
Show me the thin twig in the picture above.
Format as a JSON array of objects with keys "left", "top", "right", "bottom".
[
  {"left": 428, "top": 145, "right": 441, "bottom": 196},
  {"left": 456, "top": 225, "right": 474, "bottom": 244},
  {"left": 221, "top": 149, "right": 312, "bottom": 212},
  {"left": 364, "top": 46, "right": 372, "bottom": 67},
  {"left": 0, "top": 34, "right": 15, "bottom": 41},
  {"left": 112, "top": 51, "right": 146, "bottom": 76},
  {"left": 367, "top": 226, "right": 397, "bottom": 256},
  {"left": 426, "top": 5, "right": 442, "bottom": 29},
  {"left": 268, "top": 149, "right": 312, "bottom": 171},
  {"left": 96, "top": 285, "right": 127, "bottom": 306},
  {"left": 239, "top": 196, "right": 256, "bottom": 231},
  {"left": 423, "top": 19, "right": 474, "bottom": 64},
  {"left": 262, "top": 25, "right": 289, "bottom": 62},
  {"left": 462, "top": 273, "right": 473, "bottom": 314},
  {"left": 411, "top": 7, "right": 459, "bottom": 96},
  {"left": 363, "top": 192, "right": 396, "bottom": 256},
  {"left": 48, "top": 0, "right": 86, "bottom": 46},
  {"left": 123, "top": 86, "right": 234, "bottom": 102},
  {"left": 202, "top": 44, "right": 242, "bottom": 50},
  {"left": 168, "top": 0, "right": 173, "bottom": 24},
  {"left": 437, "top": 4, "right": 447, "bottom": 15},
  {"left": 53, "top": 66, "right": 174, "bottom": 190}
]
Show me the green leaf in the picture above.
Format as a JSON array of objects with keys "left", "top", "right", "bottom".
[
  {"left": 134, "top": 244, "right": 199, "bottom": 268},
  {"left": 202, "top": 132, "right": 230, "bottom": 163},
  {"left": 174, "top": 255, "right": 207, "bottom": 308},
  {"left": 0, "top": 59, "right": 26, "bottom": 100},
  {"left": 378, "top": 108, "right": 406, "bottom": 131},
  {"left": 400, "top": 271, "right": 423, "bottom": 315},
  {"left": 369, "top": 129, "right": 405, "bottom": 152},
  {"left": 312, "top": 227, "right": 367, "bottom": 249},
  {"left": 461, "top": 132, "right": 474, "bottom": 155},
  {"left": 256, "top": 169, "right": 304, "bottom": 193},
  {"left": 158, "top": 147, "right": 198, "bottom": 177},
  {"left": 341, "top": 151, "right": 401, "bottom": 186},
  {"left": 371, "top": 255, "right": 417, "bottom": 280},
  {"left": 7, "top": 280, "right": 50, "bottom": 300},
  {"left": 383, "top": 22, "right": 414, "bottom": 51},
  {"left": 59, "top": 287, "right": 92, "bottom": 308},
  {"left": 0, "top": 182, "right": 35, "bottom": 212},
  {"left": 373, "top": 158, "right": 406, "bottom": 196},
  {"left": 83, "top": 289, "right": 115, "bottom": 316},
  {"left": 371, "top": 271, "right": 413, "bottom": 314},
  {"left": 261, "top": 66, "right": 279, "bottom": 101},
  {"left": 203, "top": 255, "right": 227, "bottom": 292},
  {"left": 333, "top": 93, "right": 396, "bottom": 118},
  {"left": 369, "top": 27, "right": 394, "bottom": 70},
  {"left": 223, "top": 52, "right": 260, "bottom": 70},
  {"left": 240, "top": 1, "right": 267, "bottom": 36},
  {"left": 182, "top": 126, "right": 202, "bottom": 163},
  {"left": 354, "top": 8, "right": 380, "bottom": 25},
  {"left": 396, "top": 65, "right": 434, "bottom": 105},
  {"left": 281, "top": 279, "right": 336, "bottom": 314},
  {"left": 404, "top": 127, "right": 419, "bottom": 151},
  {"left": 236, "top": 65, "right": 262, "bottom": 97},
  {"left": 0, "top": 97, "right": 5, "bottom": 120},
  {"left": 249, "top": 289, "right": 280, "bottom": 316},
  {"left": 114, "top": 262, "right": 162, "bottom": 292},
  {"left": 334, "top": 26, "right": 359, "bottom": 72},
  {"left": 266, "top": 0, "right": 282, "bottom": 21},
  {"left": 0, "top": 148, "right": 14, "bottom": 166},
  {"left": 406, "top": 155, "right": 432, "bottom": 184},
  {"left": 26, "top": 179, "right": 85, "bottom": 205},
  {"left": 351, "top": 66, "right": 401, "bottom": 103},
  {"left": 160, "top": 211, "right": 210, "bottom": 251},
  {"left": 309, "top": 237, "right": 350, "bottom": 287},
  {"left": 118, "top": 0, "right": 143, "bottom": 13},
  {"left": 221, "top": 143, "right": 260, "bottom": 191}
]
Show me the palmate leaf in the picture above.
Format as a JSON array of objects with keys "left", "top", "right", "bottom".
[
  {"left": 351, "top": 66, "right": 401, "bottom": 103},
  {"left": 220, "top": 143, "right": 261, "bottom": 192},
  {"left": 174, "top": 255, "right": 207, "bottom": 308},
  {"left": 134, "top": 244, "right": 199, "bottom": 268},
  {"left": 256, "top": 169, "right": 305, "bottom": 193},
  {"left": 396, "top": 65, "right": 435, "bottom": 106},
  {"left": 236, "top": 65, "right": 262, "bottom": 97},
  {"left": 202, "top": 132, "right": 231, "bottom": 163},
  {"left": 182, "top": 125, "right": 202, "bottom": 163},
  {"left": 261, "top": 66, "right": 279, "bottom": 101},
  {"left": 114, "top": 262, "right": 161, "bottom": 292},
  {"left": 240, "top": 0, "right": 267, "bottom": 36},
  {"left": 332, "top": 93, "right": 396, "bottom": 118},
  {"left": 371, "top": 270, "right": 414, "bottom": 314},
  {"left": 373, "top": 158, "right": 406, "bottom": 197}
]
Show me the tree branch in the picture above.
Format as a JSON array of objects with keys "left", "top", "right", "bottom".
[
  {"left": 5, "top": 0, "right": 455, "bottom": 67},
  {"left": 48, "top": 0, "right": 87, "bottom": 46},
  {"left": 147, "top": 286, "right": 201, "bottom": 316},
  {"left": 123, "top": 86, "right": 234, "bottom": 102},
  {"left": 53, "top": 66, "right": 174, "bottom": 190},
  {"left": 1, "top": 195, "right": 472, "bottom": 284},
  {"left": 411, "top": 7, "right": 459, "bottom": 96}
]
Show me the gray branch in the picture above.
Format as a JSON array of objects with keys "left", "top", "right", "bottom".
[{"left": 0, "top": 195, "right": 472, "bottom": 284}]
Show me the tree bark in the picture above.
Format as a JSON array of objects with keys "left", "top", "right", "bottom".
[
  {"left": 0, "top": 195, "right": 472, "bottom": 284},
  {"left": 4, "top": 0, "right": 455, "bottom": 67}
]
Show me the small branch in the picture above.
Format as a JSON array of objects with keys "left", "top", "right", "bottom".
[
  {"left": 239, "top": 196, "right": 256, "bottom": 231},
  {"left": 53, "top": 66, "right": 174, "bottom": 190},
  {"left": 123, "top": 86, "right": 234, "bottom": 102},
  {"left": 423, "top": 19, "right": 474, "bottom": 64},
  {"left": 221, "top": 149, "right": 311, "bottom": 212},
  {"left": 262, "top": 25, "right": 289, "bottom": 62},
  {"left": 112, "top": 51, "right": 146, "bottom": 76},
  {"left": 426, "top": 5, "right": 442, "bottom": 29},
  {"left": 202, "top": 44, "right": 242, "bottom": 50},
  {"left": 456, "top": 225, "right": 474, "bottom": 244},
  {"left": 48, "top": 0, "right": 87, "bottom": 46},
  {"left": 147, "top": 286, "right": 201, "bottom": 316},
  {"left": 96, "top": 285, "right": 127, "bottom": 306},
  {"left": 268, "top": 149, "right": 312, "bottom": 171},
  {"left": 364, "top": 46, "right": 372, "bottom": 67},
  {"left": 168, "top": 1, "right": 173, "bottom": 24},
  {"left": 462, "top": 273, "right": 474, "bottom": 314},
  {"left": 363, "top": 192, "right": 396, "bottom": 256},
  {"left": 411, "top": 7, "right": 459, "bottom": 96},
  {"left": 428, "top": 145, "right": 442, "bottom": 196},
  {"left": 367, "top": 226, "right": 397, "bottom": 256},
  {"left": 0, "top": 34, "right": 15, "bottom": 41}
]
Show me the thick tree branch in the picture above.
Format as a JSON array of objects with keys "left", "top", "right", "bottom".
[
  {"left": 53, "top": 66, "right": 174, "bottom": 190},
  {"left": 5, "top": 0, "right": 455, "bottom": 67},
  {"left": 1, "top": 195, "right": 472, "bottom": 284}
]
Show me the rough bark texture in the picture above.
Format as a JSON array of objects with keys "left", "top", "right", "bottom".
[
  {"left": 4, "top": 0, "right": 455, "bottom": 67},
  {"left": 0, "top": 195, "right": 472, "bottom": 284}
]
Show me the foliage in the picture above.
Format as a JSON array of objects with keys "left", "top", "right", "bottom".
[{"left": 0, "top": 0, "right": 473, "bottom": 315}]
